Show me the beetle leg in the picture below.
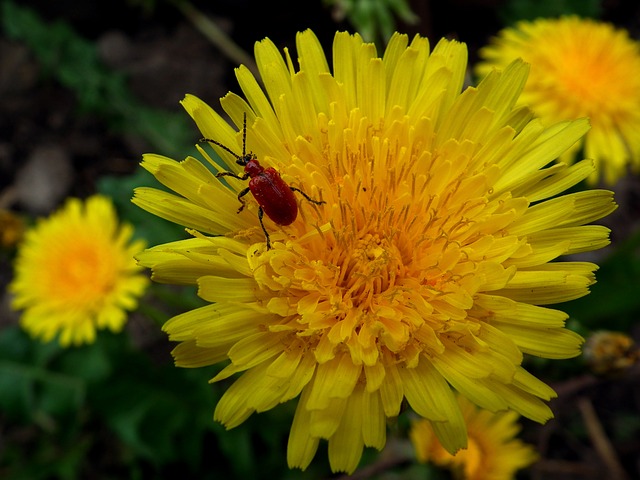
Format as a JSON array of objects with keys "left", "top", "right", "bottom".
[
  {"left": 257, "top": 207, "right": 271, "bottom": 250},
  {"left": 236, "top": 186, "right": 251, "bottom": 213},
  {"left": 216, "top": 171, "right": 249, "bottom": 181},
  {"left": 290, "top": 186, "right": 326, "bottom": 206}
]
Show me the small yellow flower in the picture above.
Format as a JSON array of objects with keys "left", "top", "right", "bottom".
[
  {"left": 10, "top": 195, "right": 149, "bottom": 347},
  {"left": 583, "top": 330, "right": 639, "bottom": 375},
  {"left": 134, "top": 30, "right": 616, "bottom": 473},
  {"left": 411, "top": 395, "right": 538, "bottom": 480},
  {"left": 476, "top": 16, "right": 640, "bottom": 185}
]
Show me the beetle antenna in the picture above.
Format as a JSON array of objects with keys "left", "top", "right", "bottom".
[
  {"left": 242, "top": 112, "right": 247, "bottom": 158},
  {"left": 199, "top": 137, "right": 240, "bottom": 160},
  {"left": 199, "top": 112, "right": 250, "bottom": 162}
]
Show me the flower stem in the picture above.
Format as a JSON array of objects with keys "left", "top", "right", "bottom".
[{"left": 172, "top": 0, "right": 259, "bottom": 77}]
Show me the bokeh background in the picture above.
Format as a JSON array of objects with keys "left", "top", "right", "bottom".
[{"left": 1, "top": 1, "right": 639, "bottom": 479}]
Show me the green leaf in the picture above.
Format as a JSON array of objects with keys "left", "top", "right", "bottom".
[
  {"left": 499, "top": 0, "right": 603, "bottom": 24},
  {"left": 0, "top": 361, "right": 35, "bottom": 420},
  {"left": 563, "top": 229, "right": 640, "bottom": 330},
  {"left": 325, "top": 0, "right": 418, "bottom": 46}
]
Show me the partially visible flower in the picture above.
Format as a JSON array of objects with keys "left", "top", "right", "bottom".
[
  {"left": 0, "top": 209, "right": 25, "bottom": 248},
  {"left": 476, "top": 16, "right": 640, "bottom": 185},
  {"left": 134, "top": 30, "right": 616, "bottom": 474},
  {"left": 583, "top": 330, "right": 639, "bottom": 375},
  {"left": 410, "top": 395, "right": 538, "bottom": 480},
  {"left": 10, "top": 195, "right": 149, "bottom": 346}
]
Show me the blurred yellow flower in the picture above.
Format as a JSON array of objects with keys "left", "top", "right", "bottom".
[
  {"left": 583, "top": 330, "right": 639, "bottom": 375},
  {"left": 134, "top": 30, "right": 616, "bottom": 473},
  {"left": 10, "top": 195, "right": 149, "bottom": 347},
  {"left": 411, "top": 395, "right": 538, "bottom": 480},
  {"left": 476, "top": 16, "right": 640, "bottom": 185}
]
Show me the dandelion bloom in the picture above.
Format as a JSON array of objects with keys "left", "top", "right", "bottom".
[
  {"left": 10, "top": 195, "right": 149, "bottom": 347},
  {"left": 411, "top": 395, "right": 538, "bottom": 480},
  {"left": 134, "top": 30, "right": 616, "bottom": 473},
  {"left": 476, "top": 16, "right": 640, "bottom": 185}
]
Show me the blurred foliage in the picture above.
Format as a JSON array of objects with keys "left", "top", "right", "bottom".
[
  {"left": 98, "top": 170, "right": 188, "bottom": 246},
  {"left": 0, "top": 326, "right": 213, "bottom": 479},
  {"left": 0, "top": 0, "right": 217, "bottom": 245},
  {"left": 564, "top": 229, "right": 640, "bottom": 332},
  {"left": 325, "top": 0, "right": 418, "bottom": 45},
  {"left": 0, "top": 0, "right": 193, "bottom": 159},
  {"left": 498, "top": 0, "right": 602, "bottom": 24},
  {"left": 127, "top": 0, "right": 160, "bottom": 16},
  {"left": 0, "top": 325, "right": 332, "bottom": 479}
]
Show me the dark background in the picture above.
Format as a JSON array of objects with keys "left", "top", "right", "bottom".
[{"left": 1, "top": 1, "right": 640, "bottom": 479}]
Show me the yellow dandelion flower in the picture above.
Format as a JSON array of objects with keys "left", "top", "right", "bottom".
[
  {"left": 10, "top": 195, "right": 149, "bottom": 347},
  {"left": 410, "top": 395, "right": 538, "bottom": 480},
  {"left": 476, "top": 16, "right": 640, "bottom": 185},
  {"left": 134, "top": 30, "right": 616, "bottom": 473}
]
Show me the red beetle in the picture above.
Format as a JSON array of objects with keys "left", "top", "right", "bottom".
[{"left": 202, "top": 113, "right": 324, "bottom": 249}]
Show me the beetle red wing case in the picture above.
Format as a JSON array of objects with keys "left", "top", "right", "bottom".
[{"left": 249, "top": 169, "right": 298, "bottom": 226}]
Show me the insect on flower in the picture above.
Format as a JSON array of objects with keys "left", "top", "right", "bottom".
[{"left": 201, "top": 113, "right": 325, "bottom": 249}]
